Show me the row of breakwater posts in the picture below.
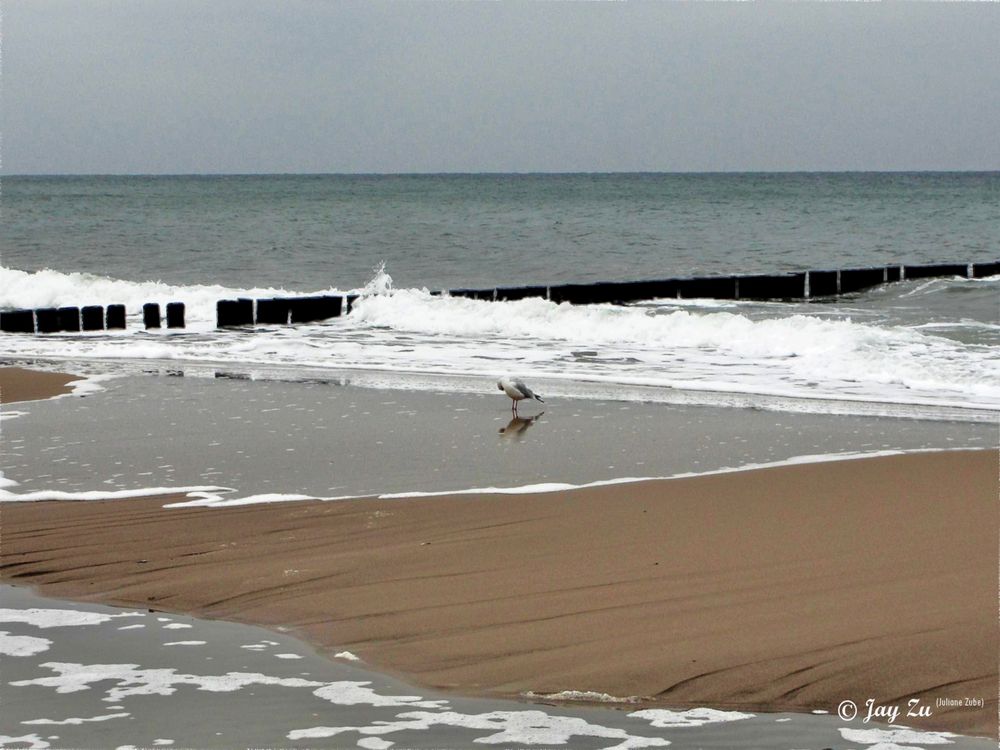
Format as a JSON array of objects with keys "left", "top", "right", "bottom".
[
  {"left": 460, "top": 261, "right": 998, "bottom": 304},
  {"left": 0, "top": 302, "right": 183, "bottom": 334},
  {"left": 2, "top": 261, "right": 998, "bottom": 335}
]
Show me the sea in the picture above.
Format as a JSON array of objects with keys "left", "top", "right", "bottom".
[{"left": 1, "top": 172, "right": 998, "bottom": 421}]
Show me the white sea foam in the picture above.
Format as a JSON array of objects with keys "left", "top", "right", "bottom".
[
  {"left": 11, "top": 661, "right": 457, "bottom": 720},
  {"left": 628, "top": 707, "right": 755, "bottom": 727},
  {"left": 0, "top": 631, "right": 52, "bottom": 657},
  {"left": 376, "top": 448, "right": 979, "bottom": 501},
  {"left": 0, "top": 484, "right": 231, "bottom": 503},
  {"left": 156, "top": 456, "right": 856, "bottom": 507},
  {"left": 11, "top": 662, "right": 326, "bottom": 702},
  {"left": 164, "top": 492, "right": 314, "bottom": 509},
  {"left": 0, "top": 608, "right": 142, "bottom": 629},
  {"left": 163, "top": 641, "right": 205, "bottom": 646},
  {"left": 312, "top": 682, "right": 446, "bottom": 709},
  {"left": 378, "top": 481, "right": 611, "bottom": 499},
  {"left": 22, "top": 713, "right": 130, "bottom": 726},
  {"left": 662, "top": 449, "right": 915, "bottom": 480},
  {"left": 54, "top": 372, "right": 120, "bottom": 402},
  {"left": 4, "top": 449, "right": 983, "bottom": 510},
  {"left": 0, "top": 369, "right": 112, "bottom": 414},
  {"left": 0, "top": 734, "right": 50, "bottom": 749},
  {"left": 839, "top": 727, "right": 958, "bottom": 746},
  {"left": 334, "top": 651, "right": 361, "bottom": 662},
  {"left": 288, "top": 710, "right": 670, "bottom": 748},
  {"left": 524, "top": 690, "right": 641, "bottom": 704}
]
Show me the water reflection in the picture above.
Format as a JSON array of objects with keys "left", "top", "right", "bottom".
[{"left": 499, "top": 412, "right": 544, "bottom": 439}]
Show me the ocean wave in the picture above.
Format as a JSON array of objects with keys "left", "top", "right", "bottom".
[
  {"left": 2, "top": 265, "right": 997, "bottom": 414},
  {"left": 349, "top": 288, "right": 999, "bottom": 404}
]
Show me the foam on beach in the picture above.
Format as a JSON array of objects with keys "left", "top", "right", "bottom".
[
  {"left": 155, "top": 448, "right": 971, "bottom": 508},
  {"left": 0, "top": 734, "right": 51, "bottom": 749},
  {"left": 0, "top": 479, "right": 232, "bottom": 503},
  {"left": 21, "top": 713, "right": 131, "bottom": 726},
  {"left": 163, "top": 492, "right": 317, "bottom": 508},
  {"left": 11, "top": 662, "right": 326, "bottom": 700},
  {"left": 3, "top": 447, "right": 987, "bottom": 508},
  {"left": 287, "top": 709, "right": 670, "bottom": 748},
  {"left": 523, "top": 690, "right": 642, "bottom": 704},
  {"left": 369, "top": 448, "right": 988, "bottom": 502},
  {"left": 0, "top": 631, "right": 53, "bottom": 657},
  {"left": 312, "top": 682, "right": 447, "bottom": 709},
  {"left": 839, "top": 727, "right": 960, "bottom": 746},
  {"left": 628, "top": 707, "right": 756, "bottom": 728},
  {"left": 0, "top": 608, "right": 143, "bottom": 628}
]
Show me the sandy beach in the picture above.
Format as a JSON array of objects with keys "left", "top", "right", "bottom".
[
  {"left": 0, "top": 366, "right": 81, "bottom": 404},
  {"left": 2, "top": 380, "right": 995, "bottom": 745}
]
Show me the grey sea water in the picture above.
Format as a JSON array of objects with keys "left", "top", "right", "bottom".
[{"left": 4, "top": 172, "right": 999, "bottom": 290}]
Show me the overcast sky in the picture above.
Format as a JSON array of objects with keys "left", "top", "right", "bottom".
[{"left": 5, "top": 1, "right": 999, "bottom": 174}]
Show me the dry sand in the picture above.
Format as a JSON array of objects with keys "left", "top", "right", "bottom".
[
  {"left": 1, "top": 450, "right": 996, "bottom": 737},
  {"left": 0, "top": 366, "right": 81, "bottom": 404}
]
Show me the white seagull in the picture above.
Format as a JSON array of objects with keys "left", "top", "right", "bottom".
[{"left": 497, "top": 376, "right": 544, "bottom": 415}]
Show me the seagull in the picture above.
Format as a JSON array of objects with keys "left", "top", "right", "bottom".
[{"left": 497, "top": 376, "right": 544, "bottom": 416}]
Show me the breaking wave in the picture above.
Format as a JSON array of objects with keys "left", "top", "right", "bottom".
[{"left": 1, "top": 265, "right": 997, "bottom": 415}]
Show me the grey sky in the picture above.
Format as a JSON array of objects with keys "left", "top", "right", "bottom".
[{"left": 4, "top": 1, "right": 999, "bottom": 174}]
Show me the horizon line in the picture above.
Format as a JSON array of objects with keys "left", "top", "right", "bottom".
[{"left": 4, "top": 169, "right": 1000, "bottom": 179}]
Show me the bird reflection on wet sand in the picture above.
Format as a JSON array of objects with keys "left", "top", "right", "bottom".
[{"left": 498, "top": 412, "right": 544, "bottom": 439}]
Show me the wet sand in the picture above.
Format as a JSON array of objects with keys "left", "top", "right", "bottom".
[
  {"left": 2, "top": 450, "right": 996, "bottom": 738},
  {"left": 0, "top": 366, "right": 80, "bottom": 404}
]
